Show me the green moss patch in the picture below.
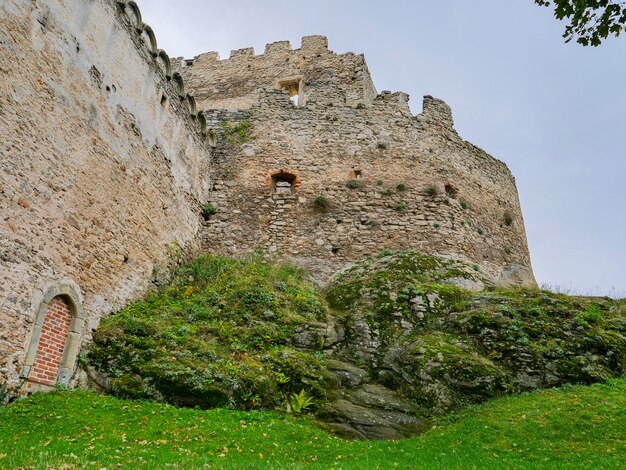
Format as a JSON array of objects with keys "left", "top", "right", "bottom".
[{"left": 326, "top": 249, "right": 482, "bottom": 312}]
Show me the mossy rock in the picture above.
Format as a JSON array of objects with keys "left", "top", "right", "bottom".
[
  {"left": 88, "top": 255, "right": 334, "bottom": 410},
  {"left": 378, "top": 332, "right": 510, "bottom": 415},
  {"left": 325, "top": 250, "right": 486, "bottom": 314},
  {"left": 326, "top": 250, "right": 626, "bottom": 416},
  {"left": 88, "top": 250, "right": 626, "bottom": 428}
]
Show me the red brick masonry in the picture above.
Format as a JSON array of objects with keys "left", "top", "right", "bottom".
[{"left": 30, "top": 296, "right": 71, "bottom": 386}]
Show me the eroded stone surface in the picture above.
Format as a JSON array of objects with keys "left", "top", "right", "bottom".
[{"left": 318, "top": 361, "right": 429, "bottom": 440}]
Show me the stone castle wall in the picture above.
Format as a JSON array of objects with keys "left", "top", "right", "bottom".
[
  {"left": 0, "top": 0, "right": 212, "bottom": 387},
  {"left": 0, "top": 2, "right": 536, "bottom": 390},
  {"left": 181, "top": 38, "right": 535, "bottom": 286}
]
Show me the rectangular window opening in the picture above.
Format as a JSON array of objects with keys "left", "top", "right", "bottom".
[{"left": 277, "top": 78, "right": 304, "bottom": 107}]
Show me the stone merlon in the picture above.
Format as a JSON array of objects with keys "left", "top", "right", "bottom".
[{"left": 421, "top": 95, "right": 455, "bottom": 130}]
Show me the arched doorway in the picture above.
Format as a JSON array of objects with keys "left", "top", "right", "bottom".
[
  {"left": 28, "top": 296, "right": 72, "bottom": 386},
  {"left": 21, "top": 283, "right": 85, "bottom": 388}
]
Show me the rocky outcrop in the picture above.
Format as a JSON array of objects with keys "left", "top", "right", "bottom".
[
  {"left": 323, "top": 251, "right": 626, "bottom": 417},
  {"left": 317, "top": 360, "right": 429, "bottom": 440}
]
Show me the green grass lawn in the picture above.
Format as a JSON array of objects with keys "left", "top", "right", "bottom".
[{"left": 1, "top": 379, "right": 625, "bottom": 469}]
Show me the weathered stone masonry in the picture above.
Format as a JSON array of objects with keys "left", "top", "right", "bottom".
[
  {"left": 178, "top": 37, "right": 536, "bottom": 286},
  {"left": 0, "top": 1, "right": 536, "bottom": 391},
  {"left": 0, "top": 0, "right": 212, "bottom": 389}
]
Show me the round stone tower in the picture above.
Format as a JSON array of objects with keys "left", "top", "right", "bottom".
[{"left": 178, "top": 36, "right": 536, "bottom": 287}]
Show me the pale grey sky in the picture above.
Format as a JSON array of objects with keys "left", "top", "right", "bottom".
[{"left": 138, "top": 0, "right": 626, "bottom": 296}]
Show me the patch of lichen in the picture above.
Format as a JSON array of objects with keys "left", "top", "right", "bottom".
[{"left": 88, "top": 254, "right": 333, "bottom": 410}]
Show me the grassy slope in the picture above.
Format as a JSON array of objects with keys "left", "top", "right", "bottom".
[{"left": 1, "top": 379, "right": 625, "bottom": 469}]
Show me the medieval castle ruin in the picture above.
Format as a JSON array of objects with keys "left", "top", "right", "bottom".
[{"left": 0, "top": 0, "right": 535, "bottom": 391}]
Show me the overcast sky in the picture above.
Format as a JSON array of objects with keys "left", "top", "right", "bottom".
[{"left": 137, "top": 0, "right": 626, "bottom": 297}]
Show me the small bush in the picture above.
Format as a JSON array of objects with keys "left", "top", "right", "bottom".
[
  {"left": 395, "top": 201, "right": 407, "bottom": 212},
  {"left": 396, "top": 183, "right": 407, "bottom": 192},
  {"left": 460, "top": 199, "right": 468, "bottom": 210},
  {"left": 222, "top": 167, "right": 237, "bottom": 179},
  {"left": 202, "top": 203, "right": 217, "bottom": 220},
  {"left": 377, "top": 142, "right": 387, "bottom": 150},
  {"left": 221, "top": 119, "right": 252, "bottom": 146},
  {"left": 346, "top": 180, "right": 360, "bottom": 189},
  {"left": 426, "top": 185, "right": 438, "bottom": 197},
  {"left": 313, "top": 195, "right": 330, "bottom": 211},
  {"left": 382, "top": 188, "right": 393, "bottom": 196}
]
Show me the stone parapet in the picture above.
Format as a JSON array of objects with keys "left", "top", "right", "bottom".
[{"left": 176, "top": 36, "right": 377, "bottom": 110}]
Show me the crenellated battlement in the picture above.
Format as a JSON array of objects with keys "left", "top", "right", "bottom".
[
  {"left": 176, "top": 35, "right": 461, "bottom": 124},
  {"left": 113, "top": 0, "right": 211, "bottom": 141},
  {"left": 176, "top": 35, "right": 377, "bottom": 110},
  {"left": 185, "top": 35, "right": 332, "bottom": 65}
]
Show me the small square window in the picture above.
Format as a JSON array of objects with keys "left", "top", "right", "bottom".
[
  {"left": 277, "top": 77, "right": 304, "bottom": 107},
  {"left": 271, "top": 171, "right": 298, "bottom": 194}
]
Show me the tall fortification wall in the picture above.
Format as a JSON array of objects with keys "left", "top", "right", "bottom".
[
  {"left": 0, "top": 0, "right": 212, "bottom": 388},
  {"left": 181, "top": 38, "right": 535, "bottom": 286}
]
